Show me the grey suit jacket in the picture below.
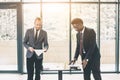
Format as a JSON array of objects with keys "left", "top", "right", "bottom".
[{"left": 23, "top": 28, "right": 49, "bottom": 59}]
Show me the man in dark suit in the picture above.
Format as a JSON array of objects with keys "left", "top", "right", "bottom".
[
  {"left": 23, "top": 17, "right": 49, "bottom": 80},
  {"left": 71, "top": 18, "right": 102, "bottom": 80}
]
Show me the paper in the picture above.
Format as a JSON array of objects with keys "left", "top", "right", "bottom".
[
  {"left": 69, "top": 64, "right": 81, "bottom": 68},
  {"left": 34, "top": 49, "right": 44, "bottom": 56},
  {"left": 69, "top": 64, "right": 80, "bottom": 67}
]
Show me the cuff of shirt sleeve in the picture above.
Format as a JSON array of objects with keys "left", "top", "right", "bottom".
[{"left": 74, "top": 58, "right": 77, "bottom": 61}]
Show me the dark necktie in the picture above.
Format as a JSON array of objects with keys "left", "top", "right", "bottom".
[
  {"left": 80, "top": 32, "right": 83, "bottom": 55},
  {"left": 34, "top": 30, "right": 38, "bottom": 42}
]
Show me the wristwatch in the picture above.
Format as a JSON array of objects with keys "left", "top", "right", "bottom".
[{"left": 86, "top": 59, "right": 89, "bottom": 62}]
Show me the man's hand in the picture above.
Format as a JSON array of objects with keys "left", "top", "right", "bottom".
[
  {"left": 69, "top": 59, "right": 76, "bottom": 65},
  {"left": 43, "top": 48, "right": 47, "bottom": 52},
  {"left": 82, "top": 59, "right": 88, "bottom": 69},
  {"left": 28, "top": 47, "right": 34, "bottom": 53}
]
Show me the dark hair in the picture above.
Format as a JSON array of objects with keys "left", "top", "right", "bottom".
[{"left": 71, "top": 18, "right": 83, "bottom": 24}]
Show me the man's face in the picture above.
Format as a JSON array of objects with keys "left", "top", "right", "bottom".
[
  {"left": 72, "top": 23, "right": 83, "bottom": 32},
  {"left": 34, "top": 20, "right": 42, "bottom": 30}
]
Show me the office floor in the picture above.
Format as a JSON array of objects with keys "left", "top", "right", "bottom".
[{"left": 0, "top": 74, "right": 120, "bottom": 80}]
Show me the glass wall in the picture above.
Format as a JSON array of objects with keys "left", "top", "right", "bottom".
[
  {"left": 23, "top": 3, "right": 69, "bottom": 71},
  {"left": 101, "top": 0, "right": 117, "bottom": 2},
  {"left": 42, "top": 0, "right": 69, "bottom": 2},
  {"left": 0, "top": 9, "right": 17, "bottom": 70},
  {"left": 0, "top": 0, "right": 20, "bottom": 2},
  {"left": 100, "top": 4, "right": 116, "bottom": 71},
  {"left": 119, "top": 2, "right": 120, "bottom": 72},
  {"left": 23, "top": 0, "right": 40, "bottom": 2},
  {"left": 0, "top": 0, "right": 120, "bottom": 73},
  {"left": 71, "top": 0, "right": 98, "bottom": 2},
  {"left": 42, "top": 3, "right": 69, "bottom": 70}
]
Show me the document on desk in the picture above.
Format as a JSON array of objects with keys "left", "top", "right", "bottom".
[{"left": 34, "top": 49, "right": 44, "bottom": 56}]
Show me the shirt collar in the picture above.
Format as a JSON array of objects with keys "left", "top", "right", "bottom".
[
  {"left": 34, "top": 28, "right": 41, "bottom": 37},
  {"left": 34, "top": 28, "right": 40, "bottom": 32},
  {"left": 80, "top": 26, "right": 85, "bottom": 33}
]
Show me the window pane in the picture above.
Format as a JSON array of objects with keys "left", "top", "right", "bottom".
[
  {"left": 71, "top": 4, "right": 98, "bottom": 69},
  {"left": 119, "top": 4, "right": 120, "bottom": 72},
  {"left": 100, "top": 4, "right": 116, "bottom": 71},
  {"left": 101, "top": 0, "right": 117, "bottom": 2},
  {"left": 42, "top": 3, "right": 69, "bottom": 70},
  {"left": 23, "top": 4, "right": 41, "bottom": 72},
  {"left": 23, "top": 4, "right": 41, "bottom": 33},
  {"left": 0, "top": 9, "right": 17, "bottom": 70},
  {"left": 42, "top": 0, "right": 69, "bottom": 2},
  {"left": 0, "top": 0, "right": 20, "bottom": 2},
  {"left": 71, "top": 0, "right": 98, "bottom": 2},
  {"left": 22, "top": 0, "right": 40, "bottom": 2}
]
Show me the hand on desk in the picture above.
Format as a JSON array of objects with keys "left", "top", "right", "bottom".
[{"left": 69, "top": 59, "right": 76, "bottom": 65}]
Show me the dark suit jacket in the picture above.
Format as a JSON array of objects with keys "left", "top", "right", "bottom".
[
  {"left": 23, "top": 28, "right": 49, "bottom": 59},
  {"left": 74, "top": 27, "right": 100, "bottom": 61}
]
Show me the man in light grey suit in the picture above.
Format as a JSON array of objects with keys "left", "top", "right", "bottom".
[{"left": 23, "top": 17, "right": 49, "bottom": 80}]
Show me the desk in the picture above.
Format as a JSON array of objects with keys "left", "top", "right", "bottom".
[
  {"left": 43, "top": 63, "right": 81, "bottom": 80},
  {"left": 42, "top": 69, "right": 81, "bottom": 80},
  {"left": 58, "top": 69, "right": 81, "bottom": 80}
]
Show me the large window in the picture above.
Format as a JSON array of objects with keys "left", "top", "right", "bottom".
[
  {"left": 101, "top": 0, "right": 117, "bottom": 2},
  {"left": 0, "top": 9, "right": 17, "bottom": 70},
  {"left": 23, "top": 0, "right": 40, "bottom": 2},
  {"left": 119, "top": 3, "right": 120, "bottom": 72},
  {"left": 0, "top": 0, "right": 120, "bottom": 73},
  {"left": 42, "top": 0, "right": 69, "bottom": 2},
  {"left": 42, "top": 3, "right": 69, "bottom": 70},
  {"left": 71, "top": 0, "right": 98, "bottom": 1},
  {"left": 0, "top": 2, "right": 22, "bottom": 71},
  {"left": 100, "top": 4, "right": 116, "bottom": 71},
  {"left": 0, "top": 0, "right": 20, "bottom": 2}
]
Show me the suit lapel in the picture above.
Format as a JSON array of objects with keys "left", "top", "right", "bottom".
[
  {"left": 31, "top": 28, "right": 35, "bottom": 42},
  {"left": 77, "top": 32, "right": 80, "bottom": 43},
  {"left": 83, "top": 27, "right": 87, "bottom": 46}
]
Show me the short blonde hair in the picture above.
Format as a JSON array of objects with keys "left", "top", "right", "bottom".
[{"left": 34, "top": 17, "right": 42, "bottom": 23}]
